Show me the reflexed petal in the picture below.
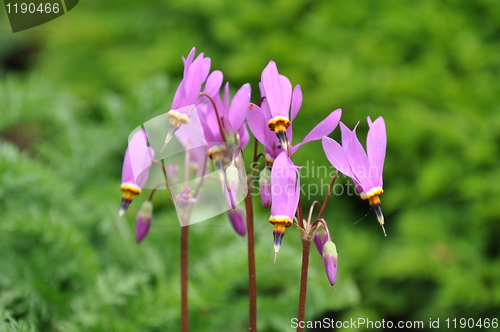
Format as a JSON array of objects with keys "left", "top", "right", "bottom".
[
  {"left": 182, "top": 47, "right": 196, "bottom": 76},
  {"left": 261, "top": 61, "right": 292, "bottom": 118},
  {"left": 184, "top": 55, "right": 205, "bottom": 104},
  {"left": 122, "top": 129, "right": 155, "bottom": 188},
  {"left": 291, "top": 85, "right": 302, "bottom": 121},
  {"left": 366, "top": 116, "right": 386, "bottom": 187},
  {"left": 229, "top": 83, "right": 251, "bottom": 132},
  {"left": 203, "top": 70, "right": 223, "bottom": 97},
  {"left": 247, "top": 104, "right": 272, "bottom": 149},
  {"left": 292, "top": 109, "right": 342, "bottom": 154},
  {"left": 321, "top": 136, "right": 352, "bottom": 177},
  {"left": 344, "top": 124, "right": 375, "bottom": 192},
  {"left": 270, "top": 152, "right": 300, "bottom": 218}
]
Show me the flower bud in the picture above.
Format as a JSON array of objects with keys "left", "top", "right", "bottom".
[
  {"left": 136, "top": 201, "right": 153, "bottom": 243},
  {"left": 259, "top": 167, "right": 271, "bottom": 207},
  {"left": 314, "top": 223, "right": 328, "bottom": 255},
  {"left": 223, "top": 163, "right": 240, "bottom": 209},
  {"left": 228, "top": 206, "right": 246, "bottom": 237},
  {"left": 322, "top": 241, "right": 338, "bottom": 288}
]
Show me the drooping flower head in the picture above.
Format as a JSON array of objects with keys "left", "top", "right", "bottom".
[
  {"left": 269, "top": 151, "right": 301, "bottom": 262},
  {"left": 161, "top": 48, "right": 211, "bottom": 151},
  {"left": 198, "top": 74, "right": 251, "bottom": 210},
  {"left": 322, "top": 116, "right": 387, "bottom": 235},
  {"left": 118, "top": 129, "right": 155, "bottom": 221}
]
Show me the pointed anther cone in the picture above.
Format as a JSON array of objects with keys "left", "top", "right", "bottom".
[
  {"left": 272, "top": 223, "right": 287, "bottom": 264},
  {"left": 368, "top": 195, "right": 386, "bottom": 236}
]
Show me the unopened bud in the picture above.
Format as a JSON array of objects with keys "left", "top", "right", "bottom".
[
  {"left": 314, "top": 223, "right": 328, "bottom": 255},
  {"left": 136, "top": 201, "right": 153, "bottom": 243},
  {"left": 228, "top": 206, "right": 246, "bottom": 237},
  {"left": 259, "top": 168, "right": 271, "bottom": 207},
  {"left": 322, "top": 241, "right": 338, "bottom": 288},
  {"left": 223, "top": 163, "right": 239, "bottom": 209}
]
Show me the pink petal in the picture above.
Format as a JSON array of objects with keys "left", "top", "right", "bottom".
[
  {"left": 203, "top": 70, "right": 223, "bottom": 98},
  {"left": 229, "top": 83, "right": 251, "bottom": 133},
  {"left": 292, "top": 109, "right": 342, "bottom": 154},
  {"left": 291, "top": 85, "right": 302, "bottom": 121},
  {"left": 261, "top": 61, "right": 291, "bottom": 118},
  {"left": 343, "top": 124, "right": 375, "bottom": 192},
  {"left": 366, "top": 116, "right": 386, "bottom": 187},
  {"left": 247, "top": 104, "right": 270, "bottom": 148},
  {"left": 270, "top": 152, "right": 300, "bottom": 218},
  {"left": 321, "top": 137, "right": 352, "bottom": 177},
  {"left": 122, "top": 129, "right": 155, "bottom": 188},
  {"left": 182, "top": 47, "right": 196, "bottom": 77}
]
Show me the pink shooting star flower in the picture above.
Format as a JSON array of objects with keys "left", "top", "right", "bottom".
[
  {"left": 117, "top": 129, "right": 155, "bottom": 226},
  {"left": 322, "top": 116, "right": 387, "bottom": 235},
  {"left": 198, "top": 74, "right": 251, "bottom": 210},
  {"left": 259, "top": 167, "right": 272, "bottom": 207},
  {"left": 269, "top": 151, "right": 301, "bottom": 263},
  {"left": 247, "top": 70, "right": 342, "bottom": 164},
  {"left": 161, "top": 48, "right": 211, "bottom": 152}
]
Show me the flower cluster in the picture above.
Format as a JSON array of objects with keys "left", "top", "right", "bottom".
[{"left": 116, "top": 49, "right": 387, "bottom": 290}]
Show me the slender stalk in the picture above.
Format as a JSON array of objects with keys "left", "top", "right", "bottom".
[
  {"left": 181, "top": 223, "right": 189, "bottom": 332},
  {"left": 245, "top": 136, "right": 259, "bottom": 331},
  {"left": 200, "top": 92, "right": 227, "bottom": 143},
  {"left": 296, "top": 240, "right": 311, "bottom": 332},
  {"left": 317, "top": 171, "right": 339, "bottom": 220},
  {"left": 244, "top": 191, "right": 257, "bottom": 331}
]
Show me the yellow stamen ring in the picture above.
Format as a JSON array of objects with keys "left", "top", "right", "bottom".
[
  {"left": 360, "top": 186, "right": 383, "bottom": 200},
  {"left": 168, "top": 109, "right": 190, "bottom": 126},
  {"left": 120, "top": 182, "right": 141, "bottom": 195},
  {"left": 269, "top": 215, "right": 293, "bottom": 227},
  {"left": 268, "top": 116, "right": 290, "bottom": 132}
]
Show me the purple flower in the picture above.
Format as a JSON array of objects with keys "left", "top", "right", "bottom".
[
  {"left": 322, "top": 116, "right": 387, "bottom": 235},
  {"left": 269, "top": 151, "right": 301, "bottom": 261},
  {"left": 248, "top": 68, "right": 341, "bottom": 163},
  {"left": 228, "top": 206, "right": 246, "bottom": 237},
  {"left": 162, "top": 48, "right": 211, "bottom": 151},
  {"left": 199, "top": 72, "right": 251, "bottom": 149},
  {"left": 136, "top": 201, "right": 153, "bottom": 243},
  {"left": 322, "top": 241, "right": 338, "bottom": 289},
  {"left": 118, "top": 129, "right": 155, "bottom": 219}
]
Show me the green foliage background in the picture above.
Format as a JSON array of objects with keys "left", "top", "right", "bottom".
[{"left": 1, "top": 0, "right": 499, "bottom": 331}]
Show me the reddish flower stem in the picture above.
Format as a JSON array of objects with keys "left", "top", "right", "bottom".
[
  {"left": 296, "top": 240, "right": 311, "bottom": 332},
  {"left": 245, "top": 136, "right": 259, "bottom": 331},
  {"left": 181, "top": 224, "right": 189, "bottom": 332}
]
